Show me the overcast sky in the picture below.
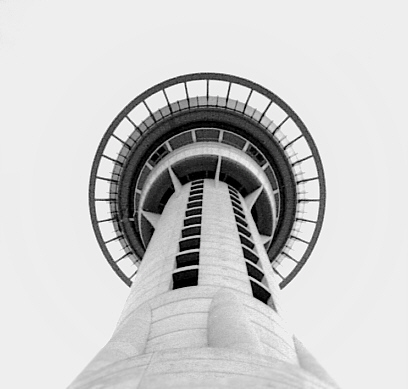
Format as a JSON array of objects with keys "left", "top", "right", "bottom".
[{"left": 1, "top": 1, "right": 407, "bottom": 388}]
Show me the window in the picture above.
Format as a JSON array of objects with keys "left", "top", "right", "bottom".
[
  {"left": 246, "top": 144, "right": 266, "bottom": 166},
  {"left": 246, "top": 262, "right": 264, "bottom": 282},
  {"left": 235, "top": 215, "right": 248, "bottom": 228},
  {"left": 188, "top": 194, "right": 203, "bottom": 202},
  {"left": 233, "top": 208, "right": 246, "bottom": 220},
  {"left": 237, "top": 224, "right": 251, "bottom": 238},
  {"left": 179, "top": 237, "right": 200, "bottom": 251},
  {"left": 176, "top": 251, "right": 200, "bottom": 268},
  {"left": 243, "top": 247, "right": 259, "bottom": 264},
  {"left": 190, "top": 189, "right": 203, "bottom": 196},
  {"left": 222, "top": 131, "right": 246, "bottom": 149},
  {"left": 240, "top": 234, "right": 255, "bottom": 250},
  {"left": 149, "top": 145, "right": 169, "bottom": 165},
  {"left": 173, "top": 269, "right": 199, "bottom": 289},
  {"left": 184, "top": 216, "right": 202, "bottom": 226},
  {"left": 196, "top": 128, "right": 220, "bottom": 142},
  {"left": 250, "top": 280, "right": 271, "bottom": 305},
  {"left": 231, "top": 200, "right": 243, "bottom": 210},
  {"left": 229, "top": 187, "right": 239, "bottom": 195},
  {"left": 182, "top": 226, "right": 201, "bottom": 238},
  {"left": 169, "top": 132, "right": 193, "bottom": 150},
  {"left": 187, "top": 201, "right": 203, "bottom": 209},
  {"left": 185, "top": 208, "right": 202, "bottom": 217}
]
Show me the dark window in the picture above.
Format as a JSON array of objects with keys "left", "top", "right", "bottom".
[
  {"left": 250, "top": 280, "right": 271, "bottom": 304},
  {"left": 176, "top": 251, "right": 200, "bottom": 268},
  {"left": 184, "top": 216, "right": 202, "bottom": 226},
  {"left": 264, "top": 166, "right": 278, "bottom": 190},
  {"left": 185, "top": 208, "right": 202, "bottom": 217},
  {"left": 235, "top": 216, "right": 248, "bottom": 228},
  {"left": 231, "top": 200, "right": 243, "bottom": 210},
  {"left": 246, "top": 262, "right": 264, "bottom": 282},
  {"left": 179, "top": 237, "right": 200, "bottom": 252},
  {"left": 274, "top": 192, "right": 280, "bottom": 212},
  {"left": 222, "top": 132, "right": 246, "bottom": 149},
  {"left": 237, "top": 224, "right": 251, "bottom": 238},
  {"left": 173, "top": 269, "right": 199, "bottom": 289},
  {"left": 169, "top": 132, "right": 193, "bottom": 150},
  {"left": 150, "top": 145, "right": 169, "bottom": 165},
  {"left": 246, "top": 144, "right": 266, "bottom": 166},
  {"left": 240, "top": 234, "right": 255, "bottom": 250},
  {"left": 182, "top": 226, "right": 201, "bottom": 238},
  {"left": 196, "top": 129, "right": 220, "bottom": 142},
  {"left": 187, "top": 201, "right": 203, "bottom": 209},
  {"left": 189, "top": 194, "right": 203, "bottom": 202},
  {"left": 233, "top": 208, "right": 246, "bottom": 220},
  {"left": 229, "top": 191, "right": 240, "bottom": 200},
  {"left": 136, "top": 165, "right": 151, "bottom": 191},
  {"left": 243, "top": 247, "right": 259, "bottom": 264},
  {"left": 190, "top": 189, "right": 203, "bottom": 196}
]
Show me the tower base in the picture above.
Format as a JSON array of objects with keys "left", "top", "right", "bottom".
[{"left": 69, "top": 346, "right": 339, "bottom": 389}]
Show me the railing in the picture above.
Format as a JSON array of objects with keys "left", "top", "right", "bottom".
[{"left": 89, "top": 73, "right": 326, "bottom": 288}]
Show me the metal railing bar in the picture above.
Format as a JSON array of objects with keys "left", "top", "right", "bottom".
[
  {"left": 104, "top": 235, "right": 123, "bottom": 244},
  {"left": 142, "top": 101, "right": 156, "bottom": 122},
  {"left": 102, "top": 154, "right": 123, "bottom": 166},
  {"left": 272, "top": 115, "right": 290, "bottom": 135},
  {"left": 297, "top": 177, "right": 319, "bottom": 184},
  {"left": 96, "top": 176, "right": 119, "bottom": 183},
  {"left": 125, "top": 115, "right": 143, "bottom": 135},
  {"left": 291, "top": 154, "right": 313, "bottom": 166},
  {"left": 283, "top": 134, "right": 303, "bottom": 150},
  {"left": 162, "top": 89, "right": 173, "bottom": 113},
  {"left": 259, "top": 99, "right": 273, "bottom": 122},
  {"left": 281, "top": 251, "right": 299, "bottom": 263}
]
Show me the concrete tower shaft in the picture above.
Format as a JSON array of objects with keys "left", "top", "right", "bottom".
[
  {"left": 70, "top": 180, "right": 338, "bottom": 389},
  {"left": 119, "top": 179, "right": 295, "bottom": 356},
  {"left": 72, "top": 73, "right": 338, "bottom": 389}
]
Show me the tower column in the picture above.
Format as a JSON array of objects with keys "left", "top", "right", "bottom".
[{"left": 74, "top": 73, "right": 338, "bottom": 389}]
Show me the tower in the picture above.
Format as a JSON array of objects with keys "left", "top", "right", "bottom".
[{"left": 69, "top": 73, "right": 338, "bottom": 388}]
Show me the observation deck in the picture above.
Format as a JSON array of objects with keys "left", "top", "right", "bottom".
[{"left": 89, "top": 73, "right": 326, "bottom": 288}]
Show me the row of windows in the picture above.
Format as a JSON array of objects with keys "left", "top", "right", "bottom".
[
  {"left": 228, "top": 186, "right": 274, "bottom": 309},
  {"left": 173, "top": 180, "right": 204, "bottom": 290}
]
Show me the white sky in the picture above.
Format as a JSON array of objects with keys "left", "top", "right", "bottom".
[{"left": 1, "top": 1, "right": 407, "bottom": 388}]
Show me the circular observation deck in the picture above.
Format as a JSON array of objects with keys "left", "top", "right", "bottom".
[{"left": 89, "top": 73, "right": 326, "bottom": 289}]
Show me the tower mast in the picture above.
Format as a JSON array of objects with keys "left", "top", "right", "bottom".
[{"left": 70, "top": 73, "right": 337, "bottom": 388}]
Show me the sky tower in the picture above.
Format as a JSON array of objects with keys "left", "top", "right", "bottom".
[{"left": 69, "top": 73, "right": 339, "bottom": 388}]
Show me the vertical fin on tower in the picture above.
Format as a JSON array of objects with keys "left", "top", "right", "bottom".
[
  {"left": 142, "top": 211, "right": 161, "bottom": 229},
  {"left": 244, "top": 186, "right": 263, "bottom": 210},
  {"left": 214, "top": 155, "right": 222, "bottom": 188},
  {"left": 168, "top": 166, "right": 182, "bottom": 196}
]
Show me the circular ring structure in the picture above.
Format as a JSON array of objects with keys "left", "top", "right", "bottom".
[{"left": 89, "top": 73, "right": 326, "bottom": 288}]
